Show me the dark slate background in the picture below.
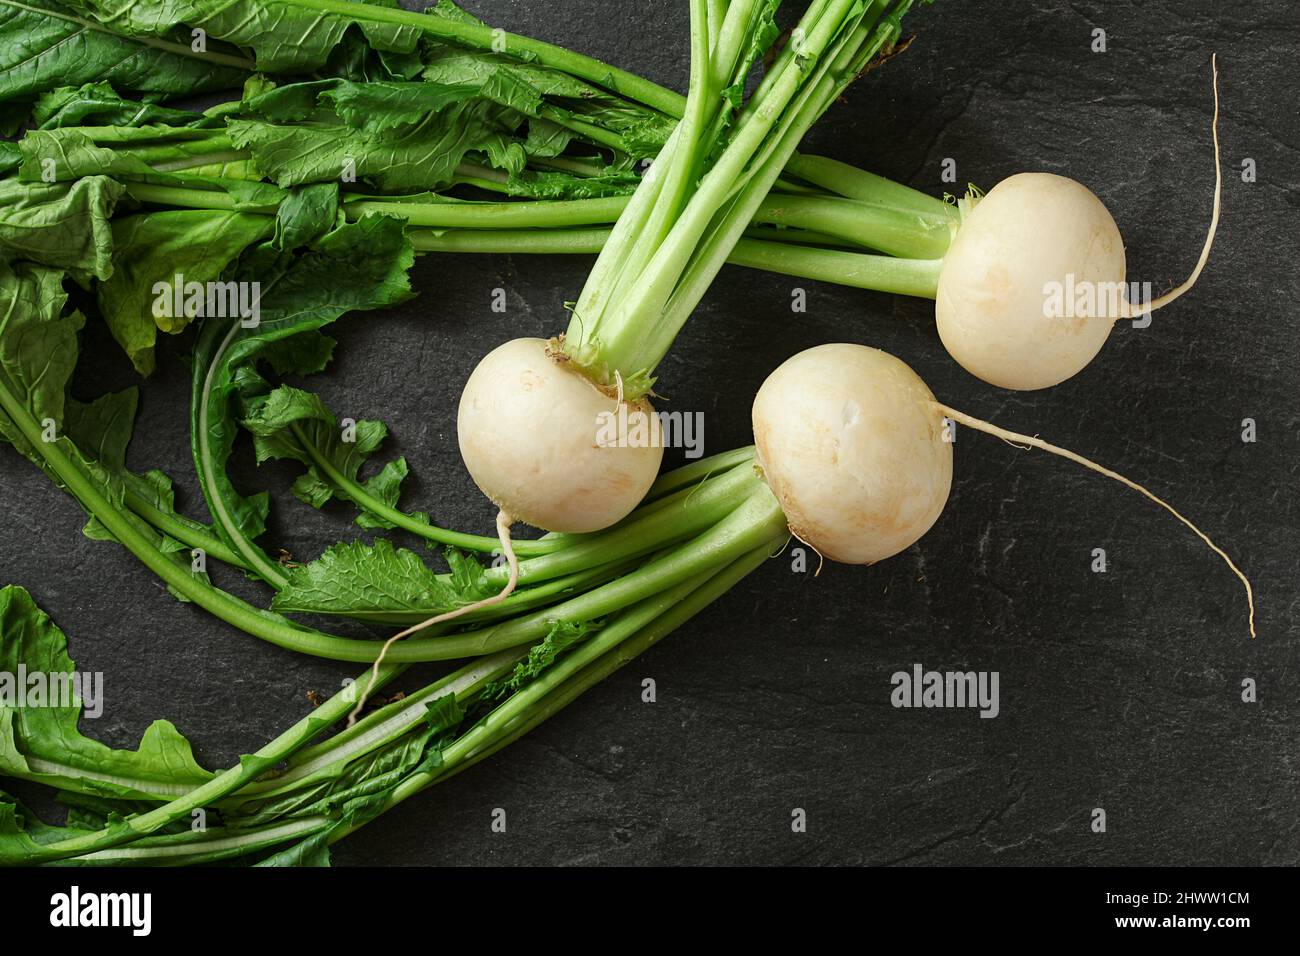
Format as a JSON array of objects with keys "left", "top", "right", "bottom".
[{"left": 1, "top": 0, "right": 1296, "bottom": 866}]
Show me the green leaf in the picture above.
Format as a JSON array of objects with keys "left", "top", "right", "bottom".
[
  {"left": 419, "top": 44, "right": 671, "bottom": 157},
  {"left": 322, "top": 24, "right": 425, "bottom": 85},
  {"left": 418, "top": 42, "right": 600, "bottom": 105},
  {"left": 32, "top": 80, "right": 212, "bottom": 129},
  {"left": 223, "top": 66, "right": 656, "bottom": 193},
  {"left": 190, "top": 213, "right": 414, "bottom": 570},
  {"left": 353, "top": 457, "right": 414, "bottom": 530},
  {"left": 250, "top": 329, "right": 337, "bottom": 378},
  {"left": 61, "top": 389, "right": 193, "bottom": 561},
  {"left": 0, "top": 0, "right": 248, "bottom": 105},
  {"left": 240, "top": 383, "right": 419, "bottom": 530},
  {"left": 16, "top": 126, "right": 152, "bottom": 181},
  {"left": 0, "top": 175, "right": 124, "bottom": 283},
  {"left": 0, "top": 268, "right": 168, "bottom": 551},
  {"left": 56, "top": 0, "right": 423, "bottom": 73},
  {"left": 522, "top": 116, "right": 574, "bottom": 159},
  {"left": 482, "top": 619, "right": 597, "bottom": 701},
  {"left": 271, "top": 538, "right": 488, "bottom": 618},
  {"left": 253, "top": 827, "right": 333, "bottom": 866},
  {"left": 0, "top": 793, "right": 77, "bottom": 863},
  {"left": 421, "top": 689, "right": 464, "bottom": 735},
  {"left": 17, "top": 125, "right": 253, "bottom": 184},
  {"left": 227, "top": 212, "right": 415, "bottom": 331},
  {"left": 319, "top": 78, "right": 517, "bottom": 136},
  {"left": 501, "top": 167, "right": 642, "bottom": 200},
  {"left": 61, "top": 388, "right": 134, "bottom": 472},
  {"left": 429, "top": 0, "right": 479, "bottom": 27},
  {"left": 0, "top": 262, "right": 222, "bottom": 591},
  {"left": 97, "top": 209, "right": 276, "bottom": 375},
  {"left": 244, "top": 386, "right": 385, "bottom": 468},
  {"left": 227, "top": 80, "right": 523, "bottom": 192},
  {"left": 0, "top": 585, "right": 214, "bottom": 801},
  {"left": 271, "top": 182, "right": 340, "bottom": 252},
  {"left": 0, "top": 261, "right": 80, "bottom": 464}
]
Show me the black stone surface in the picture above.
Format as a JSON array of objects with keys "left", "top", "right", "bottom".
[{"left": 0, "top": 0, "right": 1296, "bottom": 866}]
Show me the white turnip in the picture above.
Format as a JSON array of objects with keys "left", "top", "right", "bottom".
[
  {"left": 785, "top": 58, "right": 1222, "bottom": 391},
  {"left": 457, "top": 336, "right": 664, "bottom": 534},
  {"left": 751, "top": 343, "right": 1255, "bottom": 635},
  {"left": 752, "top": 344, "right": 952, "bottom": 564}
]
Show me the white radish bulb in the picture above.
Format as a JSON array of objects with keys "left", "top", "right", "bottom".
[
  {"left": 934, "top": 59, "right": 1221, "bottom": 391},
  {"left": 751, "top": 342, "right": 1254, "bottom": 636},
  {"left": 935, "top": 173, "right": 1123, "bottom": 391},
  {"left": 752, "top": 343, "right": 952, "bottom": 564},
  {"left": 457, "top": 337, "right": 663, "bottom": 533}
]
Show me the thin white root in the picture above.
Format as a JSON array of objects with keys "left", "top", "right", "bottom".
[
  {"left": 768, "top": 534, "right": 795, "bottom": 560},
  {"left": 1119, "top": 53, "right": 1221, "bottom": 320},
  {"left": 347, "top": 510, "right": 521, "bottom": 726},
  {"left": 789, "top": 529, "right": 826, "bottom": 576},
  {"left": 937, "top": 404, "right": 1255, "bottom": 639}
]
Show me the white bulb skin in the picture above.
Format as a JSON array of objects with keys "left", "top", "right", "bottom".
[
  {"left": 936, "top": 173, "right": 1124, "bottom": 390},
  {"left": 752, "top": 343, "right": 953, "bottom": 565},
  {"left": 457, "top": 337, "right": 663, "bottom": 533}
]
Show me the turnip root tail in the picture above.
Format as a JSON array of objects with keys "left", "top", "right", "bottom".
[
  {"left": 1119, "top": 54, "right": 1222, "bottom": 321},
  {"left": 788, "top": 528, "right": 826, "bottom": 576},
  {"left": 936, "top": 404, "right": 1255, "bottom": 638},
  {"left": 347, "top": 510, "right": 521, "bottom": 725}
]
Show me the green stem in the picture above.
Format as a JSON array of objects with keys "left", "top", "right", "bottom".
[
  {"left": 223, "top": 649, "right": 520, "bottom": 803},
  {"left": 529, "top": 154, "right": 611, "bottom": 178},
  {"left": 755, "top": 192, "right": 953, "bottom": 259},
  {"left": 656, "top": 9, "right": 900, "bottom": 355},
  {"left": 196, "top": 321, "right": 289, "bottom": 588},
  {"left": 322, "top": 558, "right": 642, "bottom": 627},
  {"left": 406, "top": 226, "right": 611, "bottom": 254},
  {"left": 537, "top": 104, "right": 631, "bottom": 154},
  {"left": 19, "top": 658, "right": 405, "bottom": 862},
  {"left": 4, "top": 365, "right": 782, "bottom": 664},
  {"left": 346, "top": 485, "right": 785, "bottom": 665},
  {"left": 406, "top": 226, "right": 942, "bottom": 297},
  {"left": 123, "top": 182, "right": 240, "bottom": 211},
  {"left": 610, "top": 0, "right": 715, "bottom": 307},
  {"left": 100, "top": 535, "right": 777, "bottom": 864},
  {"left": 286, "top": 421, "right": 559, "bottom": 557},
  {"left": 0, "top": 373, "right": 450, "bottom": 661},
  {"left": 128, "top": 180, "right": 942, "bottom": 264},
  {"left": 482, "top": 459, "right": 762, "bottom": 589},
  {"left": 25, "top": 525, "right": 783, "bottom": 864},
  {"left": 711, "top": 0, "right": 764, "bottom": 89},
  {"left": 148, "top": 149, "right": 251, "bottom": 173},
  {"left": 730, "top": 240, "right": 943, "bottom": 298},
  {"left": 571, "top": 0, "right": 877, "bottom": 383},
  {"left": 334, "top": 536, "right": 779, "bottom": 839},
  {"left": 29, "top": 460, "right": 760, "bottom": 815},
  {"left": 55, "top": 816, "right": 332, "bottom": 866},
  {"left": 122, "top": 488, "right": 254, "bottom": 571},
  {"left": 741, "top": 225, "right": 859, "bottom": 249},
  {"left": 343, "top": 194, "right": 629, "bottom": 230},
  {"left": 645, "top": 446, "right": 755, "bottom": 500},
  {"left": 785, "top": 152, "right": 952, "bottom": 218}
]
